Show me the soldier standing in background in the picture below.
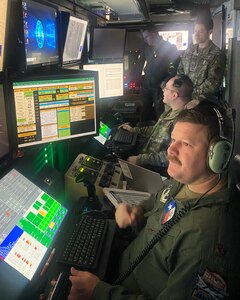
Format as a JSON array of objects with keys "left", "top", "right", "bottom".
[
  {"left": 177, "top": 15, "right": 226, "bottom": 102},
  {"left": 130, "top": 23, "right": 180, "bottom": 120}
]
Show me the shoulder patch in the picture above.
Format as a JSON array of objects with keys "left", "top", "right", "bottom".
[
  {"left": 160, "top": 185, "right": 172, "bottom": 203},
  {"left": 192, "top": 269, "right": 228, "bottom": 299},
  {"left": 162, "top": 199, "right": 176, "bottom": 224}
]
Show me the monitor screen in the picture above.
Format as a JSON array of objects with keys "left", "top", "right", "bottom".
[
  {"left": 158, "top": 30, "right": 189, "bottom": 50},
  {"left": 10, "top": 71, "right": 99, "bottom": 148},
  {"left": 90, "top": 27, "right": 126, "bottom": 60},
  {"left": 94, "top": 121, "right": 111, "bottom": 145},
  {"left": 0, "top": 168, "right": 68, "bottom": 280},
  {"left": 0, "top": 0, "right": 9, "bottom": 72},
  {"left": 83, "top": 63, "right": 123, "bottom": 99},
  {"left": 22, "top": 0, "right": 59, "bottom": 67},
  {"left": 62, "top": 15, "right": 88, "bottom": 65}
]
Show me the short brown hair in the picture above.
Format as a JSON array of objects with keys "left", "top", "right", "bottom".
[
  {"left": 195, "top": 16, "right": 213, "bottom": 31},
  {"left": 172, "top": 75, "right": 193, "bottom": 99},
  {"left": 174, "top": 101, "right": 230, "bottom": 142}
]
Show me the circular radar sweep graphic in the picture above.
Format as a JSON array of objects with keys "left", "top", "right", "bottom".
[{"left": 36, "top": 20, "right": 44, "bottom": 48}]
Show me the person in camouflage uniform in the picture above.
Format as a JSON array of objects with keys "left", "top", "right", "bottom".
[
  {"left": 177, "top": 16, "right": 226, "bottom": 100},
  {"left": 119, "top": 75, "right": 193, "bottom": 175}
]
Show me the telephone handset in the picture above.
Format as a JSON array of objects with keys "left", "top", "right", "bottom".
[{"left": 113, "top": 205, "right": 190, "bottom": 285}]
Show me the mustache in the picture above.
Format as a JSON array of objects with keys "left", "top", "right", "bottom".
[{"left": 167, "top": 154, "right": 182, "bottom": 166}]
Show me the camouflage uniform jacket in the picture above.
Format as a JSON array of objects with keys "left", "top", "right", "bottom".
[
  {"left": 177, "top": 40, "right": 226, "bottom": 99},
  {"left": 131, "top": 107, "right": 180, "bottom": 168}
]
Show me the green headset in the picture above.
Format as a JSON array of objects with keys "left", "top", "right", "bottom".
[{"left": 207, "top": 104, "right": 235, "bottom": 174}]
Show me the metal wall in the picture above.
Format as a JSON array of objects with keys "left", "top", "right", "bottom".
[{"left": 228, "top": 37, "right": 240, "bottom": 154}]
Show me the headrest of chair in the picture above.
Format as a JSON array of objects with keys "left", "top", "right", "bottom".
[{"left": 229, "top": 154, "right": 240, "bottom": 191}]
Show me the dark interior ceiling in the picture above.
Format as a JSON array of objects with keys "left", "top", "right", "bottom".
[{"left": 74, "top": 0, "right": 226, "bottom": 23}]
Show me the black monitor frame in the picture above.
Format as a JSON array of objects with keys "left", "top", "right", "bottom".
[
  {"left": 0, "top": 75, "right": 15, "bottom": 174},
  {"left": 89, "top": 26, "right": 127, "bottom": 61},
  {"left": 6, "top": 0, "right": 60, "bottom": 72}
]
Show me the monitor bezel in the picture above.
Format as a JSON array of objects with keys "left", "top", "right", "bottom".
[
  {"left": 0, "top": 0, "right": 10, "bottom": 73},
  {"left": 0, "top": 76, "right": 15, "bottom": 174},
  {"left": 7, "top": 69, "right": 100, "bottom": 149},
  {"left": 21, "top": 0, "right": 60, "bottom": 70},
  {"left": 89, "top": 26, "right": 127, "bottom": 61}
]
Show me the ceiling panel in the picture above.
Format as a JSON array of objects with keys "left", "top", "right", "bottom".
[{"left": 74, "top": 0, "right": 225, "bottom": 23}]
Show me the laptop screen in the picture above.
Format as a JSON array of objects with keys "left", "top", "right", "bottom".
[
  {"left": 94, "top": 121, "right": 112, "bottom": 145},
  {"left": 0, "top": 169, "right": 68, "bottom": 280},
  {"left": 118, "top": 159, "right": 163, "bottom": 194}
]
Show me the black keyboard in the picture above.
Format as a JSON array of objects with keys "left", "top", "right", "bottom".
[
  {"left": 113, "top": 128, "right": 134, "bottom": 144},
  {"left": 59, "top": 216, "right": 107, "bottom": 269}
]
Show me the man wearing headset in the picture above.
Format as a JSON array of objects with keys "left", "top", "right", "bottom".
[
  {"left": 68, "top": 101, "right": 240, "bottom": 299},
  {"left": 119, "top": 74, "right": 193, "bottom": 176}
]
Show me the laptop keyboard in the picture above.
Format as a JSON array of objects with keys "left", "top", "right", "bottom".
[
  {"left": 113, "top": 128, "right": 134, "bottom": 144},
  {"left": 59, "top": 216, "right": 107, "bottom": 269}
]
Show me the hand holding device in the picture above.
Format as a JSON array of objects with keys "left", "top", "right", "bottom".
[
  {"left": 115, "top": 203, "right": 145, "bottom": 229},
  {"left": 68, "top": 267, "right": 100, "bottom": 300}
]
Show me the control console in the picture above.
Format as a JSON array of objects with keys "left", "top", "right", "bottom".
[{"left": 64, "top": 153, "right": 122, "bottom": 201}]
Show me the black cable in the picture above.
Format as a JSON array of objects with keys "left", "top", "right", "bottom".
[
  {"left": 113, "top": 174, "right": 222, "bottom": 286},
  {"left": 113, "top": 205, "right": 189, "bottom": 285}
]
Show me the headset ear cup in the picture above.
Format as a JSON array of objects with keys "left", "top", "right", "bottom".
[{"left": 208, "top": 139, "right": 232, "bottom": 174}]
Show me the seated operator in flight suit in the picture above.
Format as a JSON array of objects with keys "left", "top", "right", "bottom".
[
  {"left": 119, "top": 74, "right": 193, "bottom": 176},
  {"left": 67, "top": 100, "right": 240, "bottom": 300}
]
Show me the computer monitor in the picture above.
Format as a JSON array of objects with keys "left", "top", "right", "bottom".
[
  {"left": 89, "top": 27, "right": 126, "bottom": 60},
  {"left": 0, "top": 79, "right": 13, "bottom": 175},
  {"left": 0, "top": 168, "right": 68, "bottom": 285},
  {"left": 83, "top": 63, "right": 123, "bottom": 99},
  {"left": 0, "top": 0, "right": 9, "bottom": 72},
  {"left": 158, "top": 30, "right": 189, "bottom": 50},
  {"left": 22, "top": 0, "right": 59, "bottom": 68},
  {"left": 0, "top": 82, "right": 9, "bottom": 158},
  {"left": 9, "top": 70, "right": 99, "bottom": 148},
  {"left": 94, "top": 121, "right": 112, "bottom": 145},
  {"left": 60, "top": 12, "right": 88, "bottom": 66}
]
